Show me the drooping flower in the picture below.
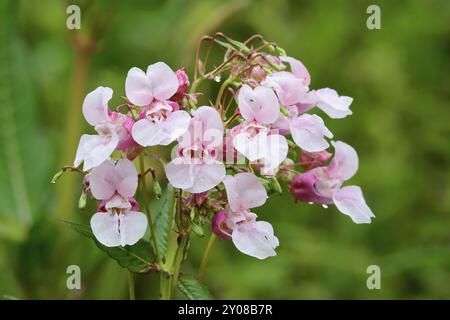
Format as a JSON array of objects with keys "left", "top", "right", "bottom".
[
  {"left": 232, "top": 84, "right": 288, "bottom": 173},
  {"left": 312, "top": 88, "right": 353, "bottom": 119},
  {"left": 212, "top": 172, "right": 279, "bottom": 259},
  {"left": 74, "top": 87, "right": 136, "bottom": 171},
  {"left": 291, "top": 141, "right": 374, "bottom": 224},
  {"left": 126, "top": 62, "right": 191, "bottom": 146},
  {"left": 289, "top": 113, "right": 333, "bottom": 152},
  {"left": 89, "top": 159, "right": 147, "bottom": 247},
  {"left": 165, "top": 106, "right": 226, "bottom": 193}
]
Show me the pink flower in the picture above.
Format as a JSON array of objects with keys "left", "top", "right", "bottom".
[
  {"left": 291, "top": 141, "right": 374, "bottom": 224},
  {"left": 74, "top": 87, "right": 136, "bottom": 171},
  {"left": 165, "top": 106, "right": 226, "bottom": 193},
  {"left": 89, "top": 159, "right": 147, "bottom": 247},
  {"left": 232, "top": 85, "right": 288, "bottom": 173},
  {"left": 212, "top": 172, "right": 279, "bottom": 259},
  {"left": 126, "top": 62, "right": 191, "bottom": 146}
]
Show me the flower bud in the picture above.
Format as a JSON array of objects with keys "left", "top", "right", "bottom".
[{"left": 300, "top": 150, "right": 332, "bottom": 171}]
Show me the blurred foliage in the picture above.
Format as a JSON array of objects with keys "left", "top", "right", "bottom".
[{"left": 0, "top": 0, "right": 449, "bottom": 299}]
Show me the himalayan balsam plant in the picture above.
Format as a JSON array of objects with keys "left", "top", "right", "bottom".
[{"left": 54, "top": 33, "right": 374, "bottom": 300}]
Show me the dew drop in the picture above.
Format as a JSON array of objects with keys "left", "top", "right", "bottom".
[
  {"left": 214, "top": 75, "right": 221, "bottom": 82},
  {"left": 322, "top": 204, "right": 328, "bottom": 209},
  {"left": 308, "top": 202, "right": 313, "bottom": 205}
]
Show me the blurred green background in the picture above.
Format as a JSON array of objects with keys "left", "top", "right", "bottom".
[{"left": 0, "top": 0, "right": 449, "bottom": 299}]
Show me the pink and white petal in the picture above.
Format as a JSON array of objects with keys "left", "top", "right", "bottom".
[
  {"left": 119, "top": 211, "right": 148, "bottom": 246},
  {"left": 115, "top": 159, "right": 138, "bottom": 198},
  {"left": 223, "top": 172, "right": 267, "bottom": 211},
  {"left": 89, "top": 159, "right": 117, "bottom": 200},
  {"left": 186, "top": 162, "right": 226, "bottom": 193},
  {"left": 315, "top": 88, "right": 353, "bottom": 119},
  {"left": 290, "top": 114, "right": 333, "bottom": 152},
  {"left": 192, "top": 106, "right": 224, "bottom": 137},
  {"left": 90, "top": 212, "right": 121, "bottom": 247},
  {"left": 253, "top": 86, "right": 280, "bottom": 124},
  {"left": 280, "top": 56, "right": 311, "bottom": 86},
  {"left": 74, "top": 134, "right": 94, "bottom": 168},
  {"left": 147, "top": 62, "right": 179, "bottom": 100},
  {"left": 82, "top": 133, "right": 119, "bottom": 172},
  {"left": 333, "top": 186, "right": 374, "bottom": 224},
  {"left": 82, "top": 87, "right": 112, "bottom": 126},
  {"left": 105, "top": 194, "right": 132, "bottom": 210},
  {"left": 327, "top": 141, "right": 359, "bottom": 181},
  {"left": 159, "top": 110, "right": 191, "bottom": 145},
  {"left": 233, "top": 131, "right": 268, "bottom": 162},
  {"left": 131, "top": 119, "right": 169, "bottom": 147},
  {"left": 237, "top": 85, "right": 255, "bottom": 122},
  {"left": 125, "top": 67, "right": 153, "bottom": 106},
  {"left": 262, "top": 72, "right": 307, "bottom": 107},
  {"left": 165, "top": 158, "right": 196, "bottom": 190},
  {"left": 262, "top": 134, "right": 288, "bottom": 172},
  {"left": 232, "top": 221, "right": 279, "bottom": 259}
]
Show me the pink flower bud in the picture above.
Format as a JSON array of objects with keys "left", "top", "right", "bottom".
[
  {"left": 290, "top": 170, "right": 332, "bottom": 204},
  {"left": 300, "top": 150, "right": 332, "bottom": 171},
  {"left": 212, "top": 209, "right": 232, "bottom": 240}
]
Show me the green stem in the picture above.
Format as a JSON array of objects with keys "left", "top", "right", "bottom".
[
  {"left": 197, "top": 233, "right": 217, "bottom": 280},
  {"left": 170, "top": 235, "right": 188, "bottom": 299},
  {"left": 138, "top": 154, "right": 160, "bottom": 262},
  {"left": 214, "top": 78, "right": 233, "bottom": 108},
  {"left": 128, "top": 271, "right": 135, "bottom": 300}
]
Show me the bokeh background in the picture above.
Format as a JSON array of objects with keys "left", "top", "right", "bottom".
[{"left": 0, "top": 0, "right": 449, "bottom": 299}]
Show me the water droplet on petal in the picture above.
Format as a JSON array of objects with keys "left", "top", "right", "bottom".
[
  {"left": 214, "top": 75, "right": 221, "bottom": 82},
  {"left": 322, "top": 204, "right": 328, "bottom": 209}
]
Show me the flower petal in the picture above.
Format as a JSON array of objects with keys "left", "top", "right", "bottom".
[
  {"left": 90, "top": 212, "right": 121, "bottom": 247},
  {"left": 147, "top": 62, "right": 179, "bottom": 100},
  {"left": 233, "top": 131, "right": 269, "bottom": 162},
  {"left": 160, "top": 110, "right": 191, "bottom": 145},
  {"left": 185, "top": 162, "right": 226, "bottom": 193},
  {"left": 315, "top": 88, "right": 353, "bottom": 119},
  {"left": 165, "top": 158, "right": 196, "bottom": 190},
  {"left": 82, "top": 87, "right": 112, "bottom": 126},
  {"left": 238, "top": 85, "right": 279, "bottom": 124},
  {"left": 131, "top": 119, "right": 169, "bottom": 147},
  {"left": 262, "top": 71, "right": 307, "bottom": 106},
  {"left": 115, "top": 159, "right": 138, "bottom": 198},
  {"left": 232, "top": 221, "right": 279, "bottom": 259},
  {"left": 223, "top": 172, "right": 267, "bottom": 211},
  {"left": 119, "top": 211, "right": 148, "bottom": 246},
  {"left": 125, "top": 67, "right": 153, "bottom": 106},
  {"left": 327, "top": 141, "right": 358, "bottom": 181},
  {"left": 261, "top": 134, "right": 288, "bottom": 172},
  {"left": 89, "top": 160, "right": 117, "bottom": 200},
  {"left": 82, "top": 133, "right": 119, "bottom": 172},
  {"left": 333, "top": 185, "right": 374, "bottom": 224},
  {"left": 280, "top": 56, "right": 311, "bottom": 86},
  {"left": 290, "top": 114, "right": 333, "bottom": 152}
]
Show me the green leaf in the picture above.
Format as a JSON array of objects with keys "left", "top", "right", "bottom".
[
  {"left": 65, "top": 220, "right": 155, "bottom": 273},
  {"left": 154, "top": 183, "right": 174, "bottom": 257},
  {"left": 177, "top": 275, "right": 213, "bottom": 300}
]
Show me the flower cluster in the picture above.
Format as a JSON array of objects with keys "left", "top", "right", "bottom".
[{"left": 69, "top": 34, "right": 374, "bottom": 261}]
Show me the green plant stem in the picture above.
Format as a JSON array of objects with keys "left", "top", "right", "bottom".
[
  {"left": 214, "top": 78, "right": 233, "bottom": 108},
  {"left": 170, "top": 235, "right": 188, "bottom": 299},
  {"left": 128, "top": 271, "right": 135, "bottom": 300},
  {"left": 197, "top": 233, "right": 217, "bottom": 280},
  {"left": 138, "top": 154, "right": 160, "bottom": 262}
]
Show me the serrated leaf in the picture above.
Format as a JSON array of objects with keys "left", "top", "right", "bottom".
[
  {"left": 177, "top": 275, "right": 213, "bottom": 300},
  {"left": 154, "top": 183, "right": 174, "bottom": 257},
  {"left": 65, "top": 220, "right": 154, "bottom": 273}
]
